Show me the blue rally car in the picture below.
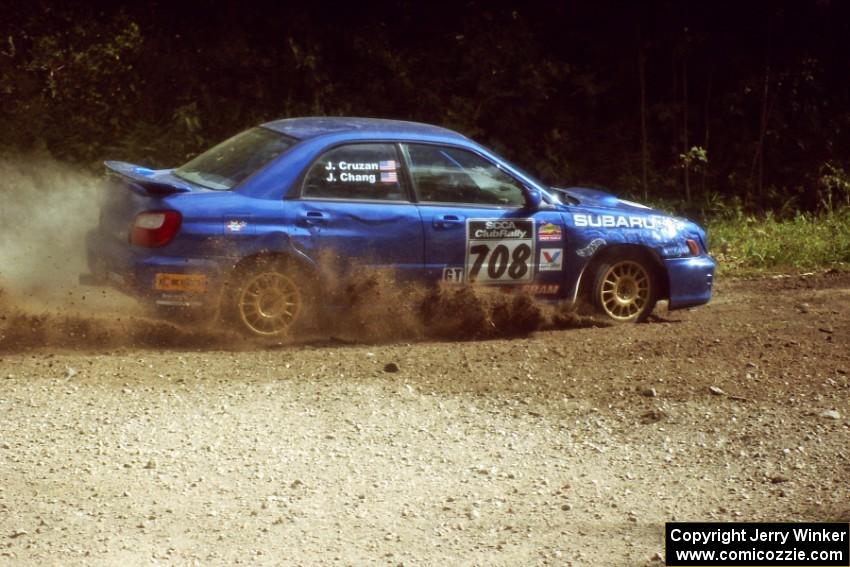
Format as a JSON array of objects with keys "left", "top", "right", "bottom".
[{"left": 81, "top": 117, "right": 715, "bottom": 336}]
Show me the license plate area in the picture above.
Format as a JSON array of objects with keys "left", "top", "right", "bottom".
[{"left": 154, "top": 273, "right": 207, "bottom": 293}]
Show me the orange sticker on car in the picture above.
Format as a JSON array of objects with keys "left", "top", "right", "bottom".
[
  {"left": 154, "top": 273, "right": 207, "bottom": 293},
  {"left": 538, "top": 222, "right": 562, "bottom": 241}
]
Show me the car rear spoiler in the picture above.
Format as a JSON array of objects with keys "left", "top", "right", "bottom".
[{"left": 104, "top": 160, "right": 193, "bottom": 196}]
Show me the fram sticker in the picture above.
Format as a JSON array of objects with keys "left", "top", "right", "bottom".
[
  {"left": 538, "top": 222, "right": 562, "bottom": 241},
  {"left": 520, "top": 284, "right": 560, "bottom": 295},
  {"left": 539, "top": 248, "right": 563, "bottom": 271}
]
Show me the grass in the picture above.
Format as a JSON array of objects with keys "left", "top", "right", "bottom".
[{"left": 706, "top": 207, "right": 850, "bottom": 275}]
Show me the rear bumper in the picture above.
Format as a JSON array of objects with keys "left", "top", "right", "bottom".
[
  {"left": 664, "top": 254, "right": 715, "bottom": 310},
  {"left": 82, "top": 229, "right": 228, "bottom": 308}
]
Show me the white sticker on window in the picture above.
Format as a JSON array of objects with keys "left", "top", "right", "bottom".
[{"left": 322, "top": 160, "right": 399, "bottom": 184}]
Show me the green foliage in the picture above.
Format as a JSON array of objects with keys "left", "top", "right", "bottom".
[
  {"left": 625, "top": 189, "right": 850, "bottom": 275},
  {"left": 678, "top": 146, "right": 708, "bottom": 173},
  {"left": 0, "top": 8, "right": 143, "bottom": 162},
  {"left": 707, "top": 207, "right": 850, "bottom": 274},
  {"left": 0, "top": 1, "right": 849, "bottom": 208},
  {"left": 818, "top": 163, "right": 850, "bottom": 212}
]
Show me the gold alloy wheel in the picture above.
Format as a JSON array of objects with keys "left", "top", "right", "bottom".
[
  {"left": 598, "top": 260, "right": 652, "bottom": 321},
  {"left": 237, "top": 271, "right": 301, "bottom": 335}
]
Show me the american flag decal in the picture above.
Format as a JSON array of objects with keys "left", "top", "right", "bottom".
[
  {"left": 380, "top": 171, "right": 398, "bottom": 183},
  {"left": 379, "top": 160, "right": 396, "bottom": 171}
]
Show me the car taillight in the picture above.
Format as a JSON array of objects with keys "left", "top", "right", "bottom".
[{"left": 130, "top": 211, "right": 181, "bottom": 247}]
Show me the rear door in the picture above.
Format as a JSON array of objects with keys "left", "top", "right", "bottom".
[
  {"left": 403, "top": 143, "right": 566, "bottom": 297},
  {"left": 290, "top": 142, "right": 424, "bottom": 281}
]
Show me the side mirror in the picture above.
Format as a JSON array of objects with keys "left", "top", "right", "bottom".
[{"left": 524, "top": 187, "right": 543, "bottom": 210}]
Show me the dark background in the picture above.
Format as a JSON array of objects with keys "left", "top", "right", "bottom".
[{"left": 2, "top": 0, "right": 848, "bottom": 211}]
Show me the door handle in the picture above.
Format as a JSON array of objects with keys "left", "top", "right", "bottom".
[
  {"left": 301, "top": 211, "right": 330, "bottom": 225},
  {"left": 433, "top": 214, "right": 465, "bottom": 228}
]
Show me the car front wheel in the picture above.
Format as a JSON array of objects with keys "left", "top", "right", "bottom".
[{"left": 592, "top": 255, "right": 657, "bottom": 323}]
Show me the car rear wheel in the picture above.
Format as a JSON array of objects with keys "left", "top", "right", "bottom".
[
  {"left": 228, "top": 260, "right": 308, "bottom": 336},
  {"left": 592, "top": 255, "right": 657, "bottom": 323}
]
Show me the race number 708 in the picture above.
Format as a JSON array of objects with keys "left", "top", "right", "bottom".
[{"left": 468, "top": 243, "right": 532, "bottom": 282}]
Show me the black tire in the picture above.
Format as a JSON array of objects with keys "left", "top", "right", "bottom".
[
  {"left": 225, "top": 258, "right": 312, "bottom": 336},
  {"left": 591, "top": 253, "right": 658, "bottom": 323}
]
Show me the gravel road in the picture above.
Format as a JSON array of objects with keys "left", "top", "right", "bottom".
[{"left": 1, "top": 273, "right": 848, "bottom": 566}]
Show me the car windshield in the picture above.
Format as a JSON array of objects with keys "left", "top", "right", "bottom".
[{"left": 174, "top": 127, "right": 296, "bottom": 190}]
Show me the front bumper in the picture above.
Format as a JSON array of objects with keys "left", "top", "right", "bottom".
[{"left": 664, "top": 254, "right": 715, "bottom": 310}]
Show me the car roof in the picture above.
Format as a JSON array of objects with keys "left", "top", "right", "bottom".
[{"left": 261, "top": 116, "right": 468, "bottom": 143}]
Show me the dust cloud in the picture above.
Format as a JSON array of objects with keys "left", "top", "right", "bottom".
[
  {"left": 0, "top": 154, "right": 104, "bottom": 301},
  {"left": 0, "top": 154, "right": 218, "bottom": 352},
  {"left": 312, "top": 269, "right": 605, "bottom": 345}
]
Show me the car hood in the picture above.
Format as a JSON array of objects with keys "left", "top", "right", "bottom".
[
  {"left": 553, "top": 186, "right": 665, "bottom": 215},
  {"left": 552, "top": 186, "right": 709, "bottom": 246}
]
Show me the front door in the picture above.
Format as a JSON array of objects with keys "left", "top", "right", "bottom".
[{"left": 403, "top": 143, "right": 567, "bottom": 298}]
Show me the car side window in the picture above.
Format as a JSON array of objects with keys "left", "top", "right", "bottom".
[
  {"left": 404, "top": 144, "right": 526, "bottom": 207},
  {"left": 302, "top": 143, "right": 406, "bottom": 201}
]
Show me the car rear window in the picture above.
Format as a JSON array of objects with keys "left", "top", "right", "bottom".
[
  {"left": 174, "top": 127, "right": 296, "bottom": 190},
  {"left": 302, "top": 143, "right": 407, "bottom": 201}
]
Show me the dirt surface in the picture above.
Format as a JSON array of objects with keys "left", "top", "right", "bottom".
[{"left": 1, "top": 273, "right": 849, "bottom": 566}]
